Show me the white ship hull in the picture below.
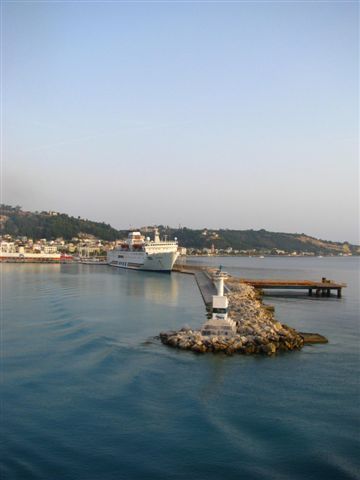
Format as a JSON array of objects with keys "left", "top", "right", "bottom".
[{"left": 107, "top": 249, "right": 179, "bottom": 272}]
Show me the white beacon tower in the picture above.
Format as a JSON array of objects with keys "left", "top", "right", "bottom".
[{"left": 201, "top": 268, "right": 237, "bottom": 337}]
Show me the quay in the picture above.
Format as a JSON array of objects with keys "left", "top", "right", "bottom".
[
  {"left": 193, "top": 271, "right": 217, "bottom": 306},
  {"left": 172, "top": 266, "right": 331, "bottom": 346},
  {"left": 166, "top": 265, "right": 328, "bottom": 348},
  {"left": 173, "top": 265, "right": 216, "bottom": 305},
  {"left": 240, "top": 277, "right": 346, "bottom": 298}
]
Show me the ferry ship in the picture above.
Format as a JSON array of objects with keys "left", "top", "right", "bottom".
[{"left": 107, "top": 228, "right": 179, "bottom": 272}]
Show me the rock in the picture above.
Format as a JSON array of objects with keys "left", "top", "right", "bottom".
[
  {"left": 180, "top": 326, "right": 190, "bottom": 332},
  {"left": 300, "top": 332, "right": 328, "bottom": 344},
  {"left": 160, "top": 331, "right": 175, "bottom": 341},
  {"left": 245, "top": 344, "right": 256, "bottom": 354},
  {"left": 261, "top": 343, "right": 277, "bottom": 355},
  {"left": 191, "top": 344, "right": 204, "bottom": 353},
  {"left": 254, "top": 336, "right": 264, "bottom": 346}
]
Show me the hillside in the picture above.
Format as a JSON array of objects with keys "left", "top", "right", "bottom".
[
  {"left": 1, "top": 205, "right": 358, "bottom": 254},
  {"left": 160, "top": 227, "right": 358, "bottom": 255},
  {"left": 0, "top": 205, "right": 125, "bottom": 241}
]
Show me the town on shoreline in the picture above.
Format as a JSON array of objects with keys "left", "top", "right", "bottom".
[{"left": 0, "top": 231, "right": 356, "bottom": 263}]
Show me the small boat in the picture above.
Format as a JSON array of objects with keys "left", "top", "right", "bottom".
[{"left": 80, "top": 257, "right": 108, "bottom": 265}]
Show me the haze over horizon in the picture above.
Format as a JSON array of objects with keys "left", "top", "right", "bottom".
[{"left": 3, "top": 1, "right": 359, "bottom": 244}]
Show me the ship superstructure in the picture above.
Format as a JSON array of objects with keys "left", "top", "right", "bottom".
[{"left": 107, "top": 228, "right": 179, "bottom": 272}]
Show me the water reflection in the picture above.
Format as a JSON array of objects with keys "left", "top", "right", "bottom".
[
  {"left": 60, "top": 264, "right": 108, "bottom": 275},
  {"left": 123, "top": 272, "right": 179, "bottom": 305},
  {"left": 1, "top": 263, "right": 61, "bottom": 275}
]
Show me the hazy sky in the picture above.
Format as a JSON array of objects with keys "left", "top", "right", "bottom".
[{"left": 2, "top": 1, "right": 359, "bottom": 243}]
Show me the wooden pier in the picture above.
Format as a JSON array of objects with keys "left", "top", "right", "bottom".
[
  {"left": 173, "top": 264, "right": 346, "bottom": 298},
  {"left": 240, "top": 277, "right": 346, "bottom": 298}
]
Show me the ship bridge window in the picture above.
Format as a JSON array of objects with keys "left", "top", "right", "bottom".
[{"left": 118, "top": 255, "right": 124, "bottom": 258}]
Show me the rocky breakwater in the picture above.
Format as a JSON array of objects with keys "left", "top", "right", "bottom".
[{"left": 160, "top": 277, "right": 304, "bottom": 355}]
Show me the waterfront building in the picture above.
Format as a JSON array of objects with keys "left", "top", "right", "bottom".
[
  {"left": 0, "top": 241, "right": 16, "bottom": 253},
  {"left": 43, "top": 245, "right": 58, "bottom": 254},
  {"left": 177, "top": 247, "right": 187, "bottom": 256}
]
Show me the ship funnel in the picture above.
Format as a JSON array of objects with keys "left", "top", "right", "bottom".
[{"left": 154, "top": 227, "right": 160, "bottom": 243}]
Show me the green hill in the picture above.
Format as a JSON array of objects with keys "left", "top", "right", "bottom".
[{"left": 0, "top": 205, "right": 124, "bottom": 241}]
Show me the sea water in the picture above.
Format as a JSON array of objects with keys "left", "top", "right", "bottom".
[{"left": 1, "top": 257, "right": 359, "bottom": 479}]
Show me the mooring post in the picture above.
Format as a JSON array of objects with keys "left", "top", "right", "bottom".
[{"left": 337, "top": 288, "right": 342, "bottom": 298}]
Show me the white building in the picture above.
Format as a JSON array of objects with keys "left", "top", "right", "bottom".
[
  {"left": 43, "top": 245, "right": 58, "bottom": 254},
  {"left": 0, "top": 241, "right": 16, "bottom": 253}
]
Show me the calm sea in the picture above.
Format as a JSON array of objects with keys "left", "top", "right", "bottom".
[{"left": 1, "top": 257, "right": 359, "bottom": 480}]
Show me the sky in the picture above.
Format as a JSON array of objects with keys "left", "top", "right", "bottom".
[{"left": 2, "top": 1, "right": 359, "bottom": 243}]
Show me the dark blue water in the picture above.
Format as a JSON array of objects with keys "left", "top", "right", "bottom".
[{"left": 1, "top": 258, "right": 359, "bottom": 479}]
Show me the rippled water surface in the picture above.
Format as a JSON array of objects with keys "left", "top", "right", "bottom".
[{"left": 1, "top": 258, "right": 359, "bottom": 479}]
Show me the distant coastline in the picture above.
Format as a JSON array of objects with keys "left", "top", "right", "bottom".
[{"left": 1, "top": 205, "right": 359, "bottom": 258}]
